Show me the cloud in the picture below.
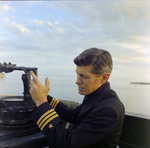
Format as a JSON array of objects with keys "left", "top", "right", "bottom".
[
  {"left": 111, "top": 42, "right": 145, "bottom": 53},
  {"left": 32, "top": 19, "right": 44, "bottom": 25},
  {"left": 113, "top": 58, "right": 130, "bottom": 63},
  {"left": 2, "top": 17, "right": 10, "bottom": 22},
  {"left": 47, "top": 21, "right": 53, "bottom": 27},
  {"left": 52, "top": 1, "right": 150, "bottom": 42},
  {"left": 5, "top": 22, "right": 30, "bottom": 35},
  {"left": 131, "top": 35, "right": 150, "bottom": 44},
  {"left": 0, "top": 4, "right": 12, "bottom": 13},
  {"left": 130, "top": 57, "right": 150, "bottom": 63},
  {"left": 47, "top": 21, "right": 63, "bottom": 33}
]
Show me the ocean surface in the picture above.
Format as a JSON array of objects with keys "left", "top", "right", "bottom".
[{"left": 0, "top": 72, "right": 150, "bottom": 119}]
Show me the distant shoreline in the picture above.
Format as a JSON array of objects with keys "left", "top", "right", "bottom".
[
  {"left": 130, "top": 82, "right": 150, "bottom": 85},
  {"left": 0, "top": 73, "right": 6, "bottom": 78}
]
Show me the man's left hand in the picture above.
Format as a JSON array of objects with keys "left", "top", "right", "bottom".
[{"left": 30, "top": 71, "right": 50, "bottom": 107}]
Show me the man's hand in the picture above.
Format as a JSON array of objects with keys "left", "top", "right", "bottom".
[{"left": 30, "top": 71, "right": 50, "bottom": 107}]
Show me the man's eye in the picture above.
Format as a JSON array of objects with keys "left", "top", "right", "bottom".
[{"left": 81, "top": 75, "right": 88, "bottom": 78}]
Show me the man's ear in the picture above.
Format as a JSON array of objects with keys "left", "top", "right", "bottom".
[{"left": 101, "top": 73, "right": 110, "bottom": 84}]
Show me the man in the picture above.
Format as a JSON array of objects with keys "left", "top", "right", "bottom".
[{"left": 30, "top": 47, "right": 125, "bottom": 148}]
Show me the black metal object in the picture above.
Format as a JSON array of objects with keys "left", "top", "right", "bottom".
[
  {"left": 0, "top": 62, "right": 38, "bottom": 140},
  {"left": 119, "top": 114, "right": 150, "bottom": 148},
  {"left": 0, "top": 62, "right": 37, "bottom": 101},
  {"left": 0, "top": 131, "right": 49, "bottom": 148}
]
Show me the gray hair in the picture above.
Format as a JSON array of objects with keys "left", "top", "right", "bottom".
[{"left": 74, "top": 47, "right": 113, "bottom": 75}]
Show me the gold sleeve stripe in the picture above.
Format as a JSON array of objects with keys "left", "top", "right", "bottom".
[
  {"left": 50, "top": 98, "right": 59, "bottom": 109},
  {"left": 50, "top": 98, "right": 55, "bottom": 107},
  {"left": 37, "top": 109, "right": 54, "bottom": 125},
  {"left": 40, "top": 114, "right": 59, "bottom": 131},
  {"left": 53, "top": 100, "right": 59, "bottom": 109},
  {"left": 38, "top": 111, "right": 56, "bottom": 128},
  {"left": 50, "top": 98, "right": 57, "bottom": 107}
]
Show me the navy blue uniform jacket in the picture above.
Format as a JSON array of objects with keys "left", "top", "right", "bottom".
[{"left": 32, "top": 82, "right": 125, "bottom": 148}]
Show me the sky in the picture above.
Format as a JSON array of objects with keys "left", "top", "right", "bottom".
[{"left": 0, "top": 1, "right": 150, "bottom": 81}]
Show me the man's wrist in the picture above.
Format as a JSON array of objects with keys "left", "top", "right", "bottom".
[{"left": 36, "top": 100, "right": 48, "bottom": 107}]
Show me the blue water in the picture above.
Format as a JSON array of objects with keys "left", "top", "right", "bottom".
[{"left": 0, "top": 72, "right": 150, "bottom": 119}]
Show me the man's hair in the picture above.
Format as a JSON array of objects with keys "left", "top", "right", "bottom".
[{"left": 74, "top": 47, "right": 113, "bottom": 75}]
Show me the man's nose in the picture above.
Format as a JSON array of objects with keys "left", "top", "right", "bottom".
[{"left": 76, "top": 75, "right": 82, "bottom": 85}]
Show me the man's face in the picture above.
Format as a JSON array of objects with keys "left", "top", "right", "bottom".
[{"left": 75, "top": 65, "right": 104, "bottom": 95}]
